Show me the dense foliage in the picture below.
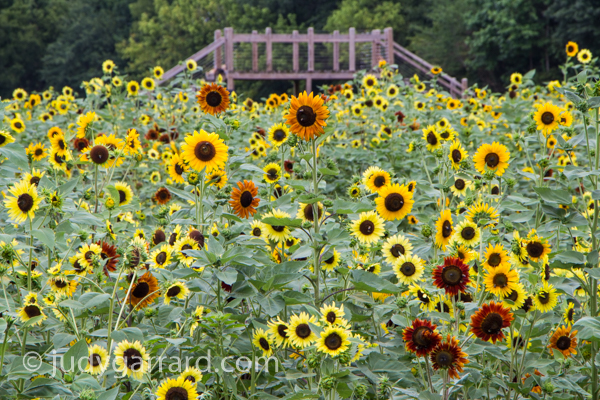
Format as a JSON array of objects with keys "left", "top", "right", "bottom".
[{"left": 1, "top": 42, "right": 600, "bottom": 400}]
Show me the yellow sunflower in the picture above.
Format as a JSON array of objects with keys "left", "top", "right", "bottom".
[
  {"left": 253, "top": 328, "right": 274, "bottom": 356},
  {"left": 393, "top": 254, "right": 425, "bottom": 285},
  {"left": 10, "top": 118, "right": 26, "bottom": 133},
  {"left": 114, "top": 340, "right": 149, "bottom": 380},
  {"left": 268, "top": 123, "right": 290, "bottom": 146},
  {"left": 156, "top": 376, "right": 198, "bottom": 400},
  {"left": 350, "top": 211, "right": 385, "bottom": 245},
  {"left": 285, "top": 91, "right": 330, "bottom": 140},
  {"left": 435, "top": 209, "right": 453, "bottom": 249},
  {"left": 422, "top": 126, "right": 441, "bottom": 152},
  {"left": 533, "top": 284, "right": 558, "bottom": 313},
  {"left": 4, "top": 180, "right": 42, "bottom": 223},
  {"left": 76, "top": 111, "right": 95, "bottom": 138},
  {"left": 181, "top": 130, "right": 228, "bottom": 172},
  {"left": 533, "top": 102, "right": 562, "bottom": 134},
  {"left": 449, "top": 141, "right": 467, "bottom": 169},
  {"left": 263, "top": 163, "right": 281, "bottom": 183},
  {"left": 577, "top": 49, "right": 592, "bottom": 64},
  {"left": 164, "top": 282, "right": 189, "bottom": 304},
  {"left": 566, "top": 41, "right": 578, "bottom": 57},
  {"left": 473, "top": 142, "right": 510, "bottom": 176},
  {"left": 267, "top": 316, "right": 290, "bottom": 347},
  {"left": 382, "top": 234, "right": 413, "bottom": 265},
  {"left": 168, "top": 154, "right": 189, "bottom": 184},
  {"left": 316, "top": 326, "right": 351, "bottom": 357},
  {"left": 126, "top": 81, "right": 140, "bottom": 96},
  {"left": 287, "top": 312, "right": 318, "bottom": 348},
  {"left": 26, "top": 142, "right": 47, "bottom": 161},
  {"left": 0, "top": 130, "right": 16, "bottom": 148},
  {"left": 262, "top": 209, "right": 292, "bottom": 242},
  {"left": 114, "top": 182, "right": 133, "bottom": 206},
  {"left": 452, "top": 220, "right": 481, "bottom": 247},
  {"left": 85, "top": 344, "right": 109, "bottom": 375},
  {"left": 375, "top": 183, "right": 414, "bottom": 221},
  {"left": 483, "top": 264, "right": 520, "bottom": 297},
  {"left": 197, "top": 83, "right": 230, "bottom": 115},
  {"left": 362, "top": 166, "right": 391, "bottom": 194},
  {"left": 482, "top": 244, "right": 510, "bottom": 269}
]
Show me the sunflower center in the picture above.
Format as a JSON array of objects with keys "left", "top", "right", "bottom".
[
  {"left": 252, "top": 227, "right": 262, "bottom": 237},
  {"left": 303, "top": 204, "right": 321, "bottom": 221},
  {"left": 539, "top": 111, "right": 555, "bottom": 125},
  {"left": 435, "top": 350, "right": 454, "bottom": 367},
  {"left": 296, "top": 105, "right": 317, "bottom": 127},
  {"left": 277, "top": 324, "right": 288, "bottom": 338},
  {"left": 493, "top": 273, "right": 508, "bottom": 288},
  {"left": 442, "top": 265, "right": 463, "bottom": 285},
  {"left": 90, "top": 145, "right": 109, "bottom": 164},
  {"left": 374, "top": 176, "right": 386, "bottom": 187},
  {"left": 54, "top": 279, "right": 67, "bottom": 288},
  {"left": 90, "top": 353, "right": 102, "bottom": 367},
  {"left": 240, "top": 191, "right": 253, "bottom": 208},
  {"left": 485, "top": 254, "right": 502, "bottom": 268},
  {"left": 266, "top": 168, "right": 278, "bottom": 180},
  {"left": 118, "top": 190, "right": 127, "bottom": 204},
  {"left": 156, "top": 252, "right": 167, "bottom": 265},
  {"left": 273, "top": 129, "right": 286, "bottom": 141},
  {"left": 258, "top": 337, "right": 270, "bottom": 351},
  {"left": 481, "top": 312, "right": 503, "bottom": 334},
  {"left": 164, "top": 386, "right": 189, "bottom": 400},
  {"left": 24, "top": 305, "right": 41, "bottom": 318},
  {"left": 194, "top": 141, "right": 216, "bottom": 162},
  {"left": 538, "top": 291, "right": 550, "bottom": 304},
  {"left": 455, "top": 179, "right": 465, "bottom": 190},
  {"left": 384, "top": 193, "right": 404, "bottom": 212},
  {"left": 206, "top": 91, "right": 223, "bottom": 107},
  {"left": 133, "top": 282, "right": 150, "bottom": 298},
  {"left": 326, "top": 311, "right": 337, "bottom": 323},
  {"left": 175, "top": 163, "right": 184, "bottom": 175},
  {"left": 484, "top": 152, "right": 499, "bottom": 168},
  {"left": 427, "top": 132, "right": 437, "bottom": 145},
  {"left": 167, "top": 286, "right": 181, "bottom": 297},
  {"left": 556, "top": 335, "right": 571, "bottom": 350},
  {"left": 390, "top": 244, "right": 405, "bottom": 258},
  {"left": 412, "top": 326, "right": 433, "bottom": 347},
  {"left": 526, "top": 242, "right": 544, "bottom": 258},
  {"left": 359, "top": 220, "right": 375, "bottom": 235},
  {"left": 123, "top": 348, "right": 143, "bottom": 370},
  {"left": 181, "top": 244, "right": 193, "bottom": 252},
  {"left": 14, "top": 121, "right": 22, "bottom": 129},
  {"left": 442, "top": 220, "right": 452, "bottom": 238},
  {"left": 512, "top": 336, "right": 525, "bottom": 349},
  {"left": 417, "top": 290, "right": 429, "bottom": 303},
  {"left": 295, "top": 323, "right": 311, "bottom": 339},
  {"left": 324, "top": 333, "right": 342, "bottom": 350},
  {"left": 400, "top": 262, "right": 416, "bottom": 277},
  {"left": 461, "top": 227, "right": 476, "bottom": 240},
  {"left": 17, "top": 193, "right": 34, "bottom": 212},
  {"left": 505, "top": 289, "right": 518, "bottom": 302}
]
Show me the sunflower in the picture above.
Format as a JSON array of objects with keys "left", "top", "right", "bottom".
[
  {"left": 350, "top": 211, "right": 385, "bottom": 245},
  {"left": 153, "top": 187, "right": 172, "bottom": 205},
  {"left": 321, "top": 248, "right": 340, "bottom": 271},
  {"left": 430, "top": 335, "right": 469, "bottom": 379},
  {"left": 449, "top": 141, "right": 467, "bottom": 169},
  {"left": 262, "top": 209, "right": 292, "bottom": 242},
  {"left": 297, "top": 202, "right": 323, "bottom": 223},
  {"left": 48, "top": 275, "right": 78, "bottom": 297},
  {"left": 317, "top": 326, "right": 351, "bottom": 357},
  {"left": 150, "top": 245, "right": 172, "bottom": 268},
  {"left": 387, "top": 84, "right": 399, "bottom": 97},
  {"left": 532, "top": 284, "right": 558, "bottom": 313},
  {"left": 76, "top": 111, "right": 95, "bottom": 138},
  {"left": 403, "top": 319, "right": 442, "bottom": 357},
  {"left": 253, "top": 328, "right": 274, "bottom": 356},
  {"left": 0, "top": 130, "right": 15, "bottom": 148},
  {"left": 533, "top": 102, "right": 562, "bottom": 134},
  {"left": 564, "top": 303, "right": 576, "bottom": 326},
  {"left": 10, "top": 117, "right": 25, "bottom": 133},
  {"left": 263, "top": 163, "right": 281, "bottom": 183},
  {"left": 375, "top": 183, "right": 414, "bottom": 221},
  {"left": 501, "top": 283, "right": 527, "bottom": 310},
  {"left": 450, "top": 178, "right": 471, "bottom": 197},
  {"left": 524, "top": 234, "right": 551, "bottom": 262},
  {"left": 432, "top": 257, "right": 470, "bottom": 296},
  {"left": 465, "top": 201, "right": 499, "bottom": 225},
  {"left": 431, "top": 66, "right": 442, "bottom": 75},
  {"left": 473, "top": 142, "right": 510, "bottom": 176},
  {"left": 482, "top": 243, "right": 510, "bottom": 269},
  {"left": 566, "top": 41, "right": 579, "bottom": 57},
  {"left": 113, "top": 182, "right": 133, "bottom": 207},
  {"left": 394, "top": 254, "right": 425, "bottom": 285},
  {"left": 85, "top": 344, "right": 109, "bottom": 375},
  {"left": 452, "top": 220, "right": 480, "bottom": 247},
  {"left": 179, "top": 367, "right": 203, "bottom": 386},
  {"left": 382, "top": 234, "right": 413, "bottom": 265},
  {"left": 577, "top": 49, "right": 592, "bottom": 64},
  {"left": 319, "top": 302, "right": 346, "bottom": 327},
  {"left": 285, "top": 91, "right": 330, "bottom": 140},
  {"left": 422, "top": 126, "right": 441, "bottom": 152},
  {"left": 362, "top": 166, "right": 391, "bottom": 194},
  {"left": 173, "top": 237, "right": 199, "bottom": 266},
  {"left": 267, "top": 316, "right": 290, "bottom": 347},
  {"left": 181, "top": 130, "right": 228, "bottom": 172},
  {"left": 13, "top": 88, "right": 27, "bottom": 101},
  {"left": 164, "top": 282, "right": 189, "bottom": 304},
  {"left": 197, "top": 83, "right": 230, "bottom": 115},
  {"left": 126, "top": 81, "right": 139, "bottom": 96},
  {"left": 26, "top": 143, "right": 47, "bottom": 162},
  {"left": 483, "top": 264, "right": 519, "bottom": 297},
  {"left": 268, "top": 123, "right": 290, "bottom": 146},
  {"left": 470, "top": 301, "right": 513, "bottom": 343},
  {"left": 205, "top": 170, "right": 228, "bottom": 189},
  {"left": 435, "top": 209, "right": 453, "bottom": 249},
  {"left": 288, "top": 312, "right": 317, "bottom": 348},
  {"left": 141, "top": 77, "right": 155, "bottom": 91},
  {"left": 229, "top": 180, "right": 260, "bottom": 219},
  {"left": 114, "top": 340, "right": 150, "bottom": 380},
  {"left": 17, "top": 302, "right": 46, "bottom": 325},
  {"left": 4, "top": 180, "right": 42, "bottom": 224},
  {"left": 156, "top": 375, "right": 198, "bottom": 400},
  {"left": 548, "top": 325, "right": 577, "bottom": 358}
]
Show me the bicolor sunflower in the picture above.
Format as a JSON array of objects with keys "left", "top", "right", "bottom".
[
  {"left": 197, "top": 83, "right": 230, "bottom": 115},
  {"left": 470, "top": 302, "right": 514, "bottom": 343},
  {"left": 229, "top": 180, "right": 260, "bottom": 219},
  {"left": 548, "top": 325, "right": 577, "bottom": 358},
  {"left": 403, "top": 319, "right": 442, "bottom": 357},
  {"left": 430, "top": 335, "right": 469, "bottom": 379},
  {"left": 285, "top": 91, "right": 329, "bottom": 141},
  {"left": 432, "top": 257, "right": 470, "bottom": 296}
]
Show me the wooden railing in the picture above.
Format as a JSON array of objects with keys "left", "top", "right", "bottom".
[{"left": 159, "top": 27, "right": 468, "bottom": 97}]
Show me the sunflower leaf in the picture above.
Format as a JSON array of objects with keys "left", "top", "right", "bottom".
[{"left": 261, "top": 217, "right": 303, "bottom": 227}]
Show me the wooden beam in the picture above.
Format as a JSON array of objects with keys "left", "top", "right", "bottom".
[
  {"left": 371, "top": 29, "right": 380, "bottom": 68},
  {"left": 333, "top": 30, "right": 340, "bottom": 71},
  {"left": 292, "top": 30, "right": 299, "bottom": 72},
  {"left": 349, "top": 27, "right": 355, "bottom": 72},
  {"left": 251, "top": 30, "right": 258, "bottom": 72},
  {"left": 265, "top": 27, "right": 272, "bottom": 72},
  {"left": 230, "top": 32, "right": 383, "bottom": 43},
  {"left": 229, "top": 71, "right": 355, "bottom": 80},
  {"left": 224, "top": 27, "right": 234, "bottom": 90},
  {"left": 158, "top": 38, "right": 225, "bottom": 85},
  {"left": 384, "top": 27, "right": 394, "bottom": 65},
  {"left": 307, "top": 27, "right": 314, "bottom": 72},
  {"left": 214, "top": 29, "right": 222, "bottom": 71}
]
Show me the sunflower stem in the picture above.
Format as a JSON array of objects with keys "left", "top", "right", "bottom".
[
  {"left": 311, "top": 138, "right": 320, "bottom": 306},
  {"left": 27, "top": 217, "right": 33, "bottom": 292},
  {"left": 424, "top": 355, "right": 434, "bottom": 392}
]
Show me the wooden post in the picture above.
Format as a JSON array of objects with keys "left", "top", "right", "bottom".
[
  {"left": 214, "top": 29, "right": 222, "bottom": 71},
  {"left": 371, "top": 29, "right": 381, "bottom": 68},
  {"left": 308, "top": 27, "right": 314, "bottom": 72},
  {"left": 251, "top": 30, "right": 258, "bottom": 72},
  {"left": 306, "top": 77, "right": 312, "bottom": 93},
  {"left": 384, "top": 27, "right": 394, "bottom": 65},
  {"left": 333, "top": 30, "right": 340, "bottom": 71},
  {"left": 293, "top": 80, "right": 300, "bottom": 96},
  {"left": 265, "top": 27, "right": 272, "bottom": 72},
  {"left": 349, "top": 27, "right": 356, "bottom": 72},
  {"left": 461, "top": 78, "right": 469, "bottom": 98},
  {"left": 224, "top": 27, "right": 234, "bottom": 90},
  {"left": 292, "top": 30, "right": 299, "bottom": 72}
]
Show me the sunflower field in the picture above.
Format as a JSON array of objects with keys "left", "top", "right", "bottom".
[{"left": 1, "top": 42, "right": 600, "bottom": 400}]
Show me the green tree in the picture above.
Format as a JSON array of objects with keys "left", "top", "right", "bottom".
[{"left": 324, "top": 0, "right": 404, "bottom": 37}]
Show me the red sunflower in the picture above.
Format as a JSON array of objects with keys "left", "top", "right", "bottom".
[
  {"left": 403, "top": 319, "right": 442, "bottom": 357},
  {"left": 470, "top": 301, "right": 514, "bottom": 343},
  {"left": 430, "top": 335, "right": 469, "bottom": 379},
  {"left": 432, "top": 257, "right": 471, "bottom": 296}
]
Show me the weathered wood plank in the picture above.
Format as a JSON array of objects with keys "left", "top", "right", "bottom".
[
  {"left": 214, "top": 30, "right": 222, "bottom": 71},
  {"left": 384, "top": 27, "right": 394, "bottom": 65},
  {"left": 252, "top": 30, "right": 258, "bottom": 72},
  {"left": 349, "top": 28, "right": 356, "bottom": 72},
  {"left": 333, "top": 30, "right": 340, "bottom": 71},
  {"left": 371, "top": 29, "right": 380, "bottom": 68},
  {"left": 292, "top": 30, "right": 299, "bottom": 72},
  {"left": 265, "top": 27, "right": 272, "bottom": 72},
  {"left": 307, "top": 28, "right": 314, "bottom": 72},
  {"left": 158, "top": 38, "right": 225, "bottom": 84},
  {"left": 229, "top": 71, "right": 355, "bottom": 80},
  {"left": 231, "top": 33, "right": 385, "bottom": 43},
  {"left": 224, "top": 27, "right": 234, "bottom": 90}
]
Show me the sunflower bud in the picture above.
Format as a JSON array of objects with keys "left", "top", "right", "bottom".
[
  {"left": 483, "top": 170, "right": 495, "bottom": 181},
  {"left": 482, "top": 368, "right": 493, "bottom": 379},
  {"left": 538, "top": 158, "right": 550, "bottom": 168},
  {"left": 542, "top": 381, "right": 554, "bottom": 393},
  {"left": 504, "top": 221, "right": 513, "bottom": 231},
  {"left": 576, "top": 101, "right": 589, "bottom": 114},
  {"left": 321, "top": 375, "right": 336, "bottom": 390},
  {"left": 323, "top": 199, "right": 333, "bottom": 208},
  {"left": 84, "top": 188, "right": 93, "bottom": 200},
  {"left": 307, "top": 353, "right": 321, "bottom": 369},
  {"left": 505, "top": 178, "right": 516, "bottom": 188},
  {"left": 395, "top": 297, "right": 408, "bottom": 309},
  {"left": 473, "top": 179, "right": 483, "bottom": 190},
  {"left": 421, "top": 224, "right": 432, "bottom": 238},
  {"left": 105, "top": 197, "right": 116, "bottom": 210},
  {"left": 337, "top": 350, "right": 352, "bottom": 365},
  {"left": 79, "top": 389, "right": 97, "bottom": 400},
  {"left": 78, "top": 230, "right": 89, "bottom": 242},
  {"left": 287, "top": 135, "right": 298, "bottom": 147},
  {"left": 302, "top": 221, "right": 313, "bottom": 230},
  {"left": 304, "top": 171, "right": 312, "bottom": 180},
  {"left": 432, "top": 166, "right": 441, "bottom": 175},
  {"left": 355, "top": 384, "right": 368, "bottom": 399},
  {"left": 188, "top": 172, "right": 200, "bottom": 185},
  {"left": 144, "top": 307, "right": 158, "bottom": 318}
]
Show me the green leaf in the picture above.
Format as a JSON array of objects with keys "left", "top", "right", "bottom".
[
  {"left": 573, "top": 317, "right": 600, "bottom": 342},
  {"left": 296, "top": 194, "right": 325, "bottom": 204},
  {"left": 63, "top": 339, "right": 89, "bottom": 375},
  {"left": 318, "top": 167, "right": 340, "bottom": 176},
  {"left": 534, "top": 187, "right": 571, "bottom": 204},
  {"left": 564, "top": 90, "right": 582, "bottom": 104},
  {"left": 222, "top": 212, "right": 242, "bottom": 223},
  {"left": 0, "top": 142, "right": 29, "bottom": 170},
  {"left": 332, "top": 199, "right": 372, "bottom": 214},
  {"left": 261, "top": 217, "right": 303, "bottom": 227},
  {"left": 589, "top": 96, "right": 600, "bottom": 109},
  {"left": 351, "top": 270, "right": 399, "bottom": 294},
  {"left": 33, "top": 228, "right": 55, "bottom": 250},
  {"left": 83, "top": 293, "right": 110, "bottom": 308},
  {"left": 97, "top": 387, "right": 120, "bottom": 400}
]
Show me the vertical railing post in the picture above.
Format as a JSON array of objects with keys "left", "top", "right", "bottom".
[
  {"left": 461, "top": 78, "right": 469, "bottom": 98},
  {"left": 371, "top": 29, "right": 381, "bottom": 68},
  {"left": 384, "top": 27, "right": 394, "bottom": 65},
  {"left": 265, "top": 27, "right": 272, "bottom": 72},
  {"left": 308, "top": 27, "right": 314, "bottom": 72},
  {"left": 224, "top": 27, "right": 234, "bottom": 90},
  {"left": 251, "top": 30, "right": 258, "bottom": 72},
  {"left": 349, "top": 27, "right": 356, "bottom": 72},
  {"left": 333, "top": 30, "right": 340, "bottom": 71},
  {"left": 214, "top": 29, "right": 222, "bottom": 72},
  {"left": 306, "top": 78, "right": 312, "bottom": 93},
  {"left": 292, "top": 30, "right": 299, "bottom": 72}
]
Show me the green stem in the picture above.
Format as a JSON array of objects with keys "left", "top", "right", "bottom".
[{"left": 311, "top": 138, "right": 320, "bottom": 306}]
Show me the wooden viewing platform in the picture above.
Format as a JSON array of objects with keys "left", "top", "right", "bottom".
[{"left": 159, "top": 27, "right": 468, "bottom": 98}]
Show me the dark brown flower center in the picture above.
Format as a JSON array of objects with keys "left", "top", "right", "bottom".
[
  {"left": 359, "top": 220, "right": 375, "bottom": 235},
  {"left": 442, "top": 220, "right": 452, "bottom": 238},
  {"left": 385, "top": 193, "right": 404, "bottom": 212},
  {"left": 118, "top": 190, "right": 127, "bottom": 204},
  {"left": 412, "top": 326, "right": 433, "bottom": 347},
  {"left": 435, "top": 350, "right": 454, "bottom": 367},
  {"left": 481, "top": 312, "right": 503, "bottom": 334},
  {"left": 324, "top": 333, "right": 342, "bottom": 350},
  {"left": 24, "top": 305, "right": 41, "bottom": 318},
  {"left": 156, "top": 252, "right": 167, "bottom": 265},
  {"left": 175, "top": 163, "right": 184, "bottom": 175},
  {"left": 303, "top": 204, "right": 320, "bottom": 222},
  {"left": 485, "top": 152, "right": 499, "bottom": 168},
  {"left": 493, "top": 273, "right": 508, "bottom": 288},
  {"left": 240, "top": 191, "right": 253, "bottom": 208},
  {"left": 90, "top": 353, "right": 102, "bottom": 367},
  {"left": 277, "top": 324, "right": 288, "bottom": 338},
  {"left": 252, "top": 227, "right": 262, "bottom": 237},
  {"left": 17, "top": 193, "right": 34, "bottom": 212},
  {"left": 133, "top": 282, "right": 150, "bottom": 298},
  {"left": 442, "top": 265, "right": 463, "bottom": 285},
  {"left": 538, "top": 291, "right": 550, "bottom": 304},
  {"left": 259, "top": 337, "right": 270, "bottom": 351},
  {"left": 167, "top": 285, "right": 181, "bottom": 297},
  {"left": 295, "top": 323, "right": 311, "bottom": 339},
  {"left": 400, "top": 262, "right": 416, "bottom": 277},
  {"left": 273, "top": 129, "right": 286, "bottom": 141},
  {"left": 194, "top": 141, "right": 216, "bottom": 162},
  {"left": 454, "top": 179, "right": 465, "bottom": 190},
  {"left": 123, "top": 348, "right": 143, "bottom": 370},
  {"left": 526, "top": 242, "right": 544, "bottom": 258},
  {"left": 153, "top": 230, "right": 166, "bottom": 245},
  {"left": 512, "top": 336, "right": 525, "bottom": 349},
  {"left": 505, "top": 289, "right": 518, "bottom": 302},
  {"left": 326, "top": 311, "right": 337, "bottom": 323},
  {"left": 90, "top": 145, "right": 109, "bottom": 164},
  {"left": 541, "top": 111, "right": 554, "bottom": 125},
  {"left": 296, "top": 105, "right": 316, "bottom": 127},
  {"left": 206, "top": 91, "right": 222, "bottom": 107},
  {"left": 427, "top": 132, "right": 437, "bottom": 145},
  {"left": 374, "top": 175, "right": 386, "bottom": 187},
  {"left": 461, "top": 227, "right": 476, "bottom": 240},
  {"left": 556, "top": 336, "right": 571, "bottom": 350},
  {"left": 390, "top": 244, "right": 405, "bottom": 258},
  {"left": 54, "top": 279, "right": 67, "bottom": 288},
  {"left": 488, "top": 253, "right": 502, "bottom": 267}
]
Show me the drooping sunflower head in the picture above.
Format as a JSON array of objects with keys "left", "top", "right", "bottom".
[
  {"left": 284, "top": 91, "right": 330, "bottom": 141},
  {"left": 197, "top": 83, "right": 230, "bottom": 115},
  {"left": 435, "top": 209, "right": 453, "bottom": 249}
]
